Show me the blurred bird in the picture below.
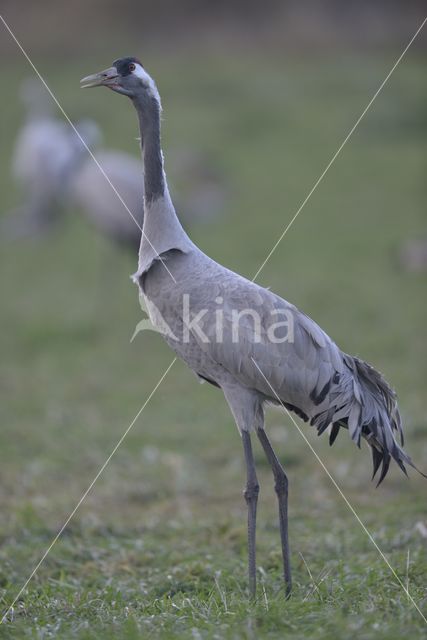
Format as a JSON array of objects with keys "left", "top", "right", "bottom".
[
  {"left": 81, "top": 57, "right": 426, "bottom": 599},
  {"left": 3, "top": 78, "right": 88, "bottom": 238},
  {"left": 399, "top": 238, "right": 427, "bottom": 272},
  {"left": 69, "top": 148, "right": 144, "bottom": 250}
]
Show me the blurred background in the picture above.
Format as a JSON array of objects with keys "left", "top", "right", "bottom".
[{"left": 0, "top": 2, "right": 426, "bottom": 637}]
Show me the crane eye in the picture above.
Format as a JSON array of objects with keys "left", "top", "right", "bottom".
[{"left": 129, "top": 63, "right": 136, "bottom": 72}]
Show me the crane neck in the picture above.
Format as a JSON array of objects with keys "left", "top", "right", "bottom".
[
  {"left": 133, "top": 94, "right": 165, "bottom": 204},
  {"left": 131, "top": 89, "right": 194, "bottom": 280}
]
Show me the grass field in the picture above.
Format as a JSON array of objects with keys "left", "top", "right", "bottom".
[{"left": 0, "top": 47, "right": 426, "bottom": 639}]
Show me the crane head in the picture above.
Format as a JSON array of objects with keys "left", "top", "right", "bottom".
[{"left": 80, "top": 57, "right": 160, "bottom": 102}]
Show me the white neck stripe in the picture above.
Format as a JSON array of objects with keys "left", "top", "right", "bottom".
[{"left": 132, "top": 63, "right": 161, "bottom": 103}]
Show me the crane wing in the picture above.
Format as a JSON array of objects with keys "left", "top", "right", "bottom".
[{"left": 185, "top": 272, "right": 344, "bottom": 418}]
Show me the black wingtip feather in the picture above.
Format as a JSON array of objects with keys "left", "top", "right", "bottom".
[
  {"left": 396, "top": 459, "right": 409, "bottom": 478},
  {"left": 317, "top": 421, "right": 330, "bottom": 437},
  {"left": 329, "top": 423, "right": 340, "bottom": 446},
  {"left": 376, "top": 454, "right": 391, "bottom": 487},
  {"left": 371, "top": 447, "right": 383, "bottom": 480}
]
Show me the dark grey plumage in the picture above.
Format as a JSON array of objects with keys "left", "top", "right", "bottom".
[{"left": 313, "top": 354, "right": 408, "bottom": 486}]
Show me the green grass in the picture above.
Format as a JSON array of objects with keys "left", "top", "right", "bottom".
[{"left": 0, "top": 46, "right": 426, "bottom": 638}]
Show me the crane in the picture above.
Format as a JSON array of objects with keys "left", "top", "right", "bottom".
[
  {"left": 69, "top": 148, "right": 144, "bottom": 250},
  {"left": 81, "top": 57, "right": 425, "bottom": 598},
  {"left": 2, "top": 78, "right": 88, "bottom": 238}
]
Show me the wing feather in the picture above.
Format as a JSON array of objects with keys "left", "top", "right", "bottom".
[{"left": 185, "top": 275, "right": 342, "bottom": 416}]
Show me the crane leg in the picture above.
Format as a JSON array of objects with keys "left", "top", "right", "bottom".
[
  {"left": 242, "top": 430, "right": 259, "bottom": 599},
  {"left": 257, "top": 428, "right": 292, "bottom": 597}
]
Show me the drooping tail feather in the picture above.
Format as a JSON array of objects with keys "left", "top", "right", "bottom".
[{"left": 313, "top": 354, "right": 426, "bottom": 485}]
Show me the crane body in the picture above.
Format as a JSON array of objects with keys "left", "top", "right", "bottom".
[{"left": 81, "top": 58, "right": 425, "bottom": 598}]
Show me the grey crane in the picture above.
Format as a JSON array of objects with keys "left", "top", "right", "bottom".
[
  {"left": 2, "top": 78, "right": 88, "bottom": 238},
  {"left": 81, "top": 57, "right": 425, "bottom": 598},
  {"left": 69, "top": 148, "right": 144, "bottom": 250}
]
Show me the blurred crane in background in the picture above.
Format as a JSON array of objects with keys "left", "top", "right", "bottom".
[
  {"left": 2, "top": 78, "right": 88, "bottom": 238},
  {"left": 69, "top": 147, "right": 144, "bottom": 250}
]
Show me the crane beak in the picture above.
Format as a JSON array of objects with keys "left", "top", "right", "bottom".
[{"left": 80, "top": 67, "right": 120, "bottom": 89}]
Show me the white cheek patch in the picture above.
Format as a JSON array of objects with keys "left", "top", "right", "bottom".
[{"left": 132, "top": 63, "right": 161, "bottom": 104}]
